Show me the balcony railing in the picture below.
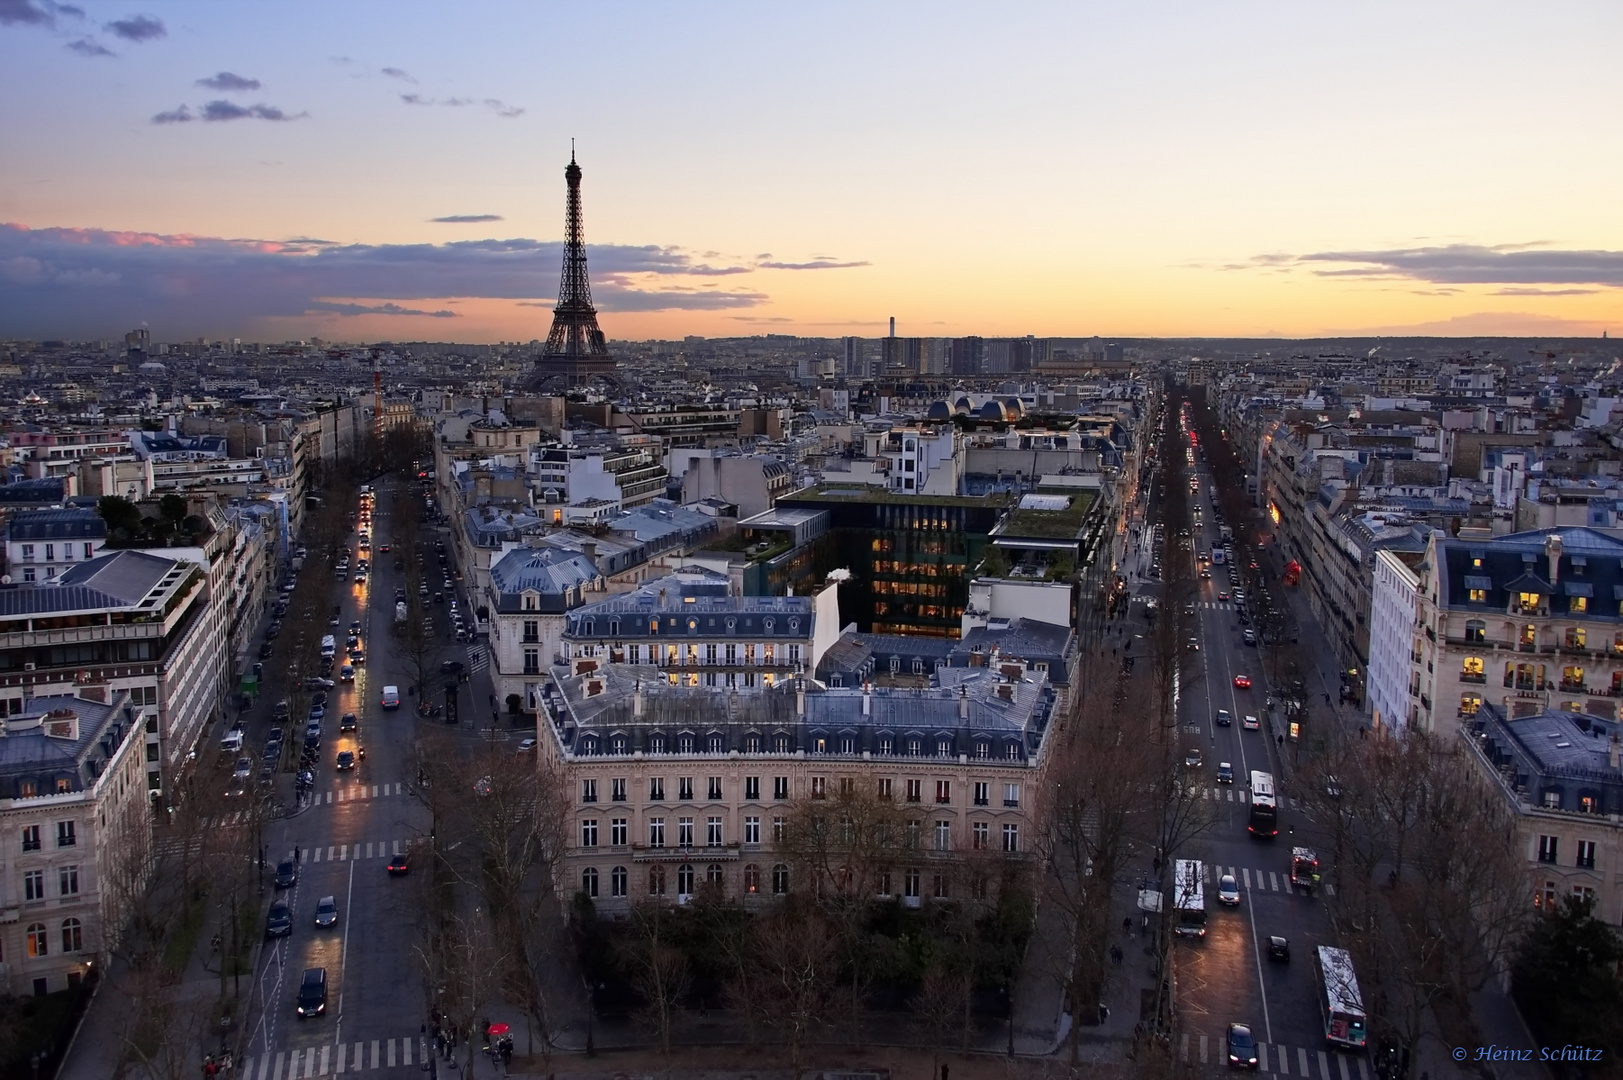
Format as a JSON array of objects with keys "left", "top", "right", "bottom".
[
  {"left": 1559, "top": 680, "right": 1587, "bottom": 693},
  {"left": 1458, "top": 672, "right": 1487, "bottom": 684}
]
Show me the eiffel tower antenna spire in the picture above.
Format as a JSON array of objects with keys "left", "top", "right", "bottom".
[{"left": 529, "top": 147, "right": 616, "bottom": 387}]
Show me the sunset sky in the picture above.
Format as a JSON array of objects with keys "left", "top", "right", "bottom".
[{"left": 2, "top": 0, "right": 1620, "bottom": 343}]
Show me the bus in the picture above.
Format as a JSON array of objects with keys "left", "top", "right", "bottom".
[
  {"left": 1173, "top": 859, "right": 1206, "bottom": 937},
  {"left": 1212, "top": 544, "right": 1226, "bottom": 565},
  {"left": 1248, "top": 771, "right": 1278, "bottom": 838},
  {"left": 1316, "top": 946, "right": 1368, "bottom": 1049}
]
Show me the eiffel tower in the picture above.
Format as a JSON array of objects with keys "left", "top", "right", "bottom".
[{"left": 528, "top": 147, "right": 617, "bottom": 387}]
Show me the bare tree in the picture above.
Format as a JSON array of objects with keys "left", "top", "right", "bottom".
[
  {"left": 621, "top": 900, "right": 692, "bottom": 1057},
  {"left": 412, "top": 905, "right": 511, "bottom": 1078},
  {"left": 746, "top": 898, "right": 838, "bottom": 1080}
]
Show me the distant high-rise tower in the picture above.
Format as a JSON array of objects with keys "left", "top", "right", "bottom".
[{"left": 529, "top": 148, "right": 617, "bottom": 387}]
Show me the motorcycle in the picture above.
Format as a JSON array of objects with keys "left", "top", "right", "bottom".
[{"left": 358, "top": 745, "right": 366, "bottom": 761}]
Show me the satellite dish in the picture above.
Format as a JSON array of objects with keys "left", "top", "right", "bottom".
[{"left": 0, "top": 575, "right": 10, "bottom": 585}]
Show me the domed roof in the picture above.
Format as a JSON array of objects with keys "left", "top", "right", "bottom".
[
  {"left": 1003, "top": 397, "right": 1025, "bottom": 418},
  {"left": 978, "top": 400, "right": 1008, "bottom": 421},
  {"left": 954, "top": 395, "right": 974, "bottom": 414},
  {"left": 926, "top": 400, "right": 954, "bottom": 422}
]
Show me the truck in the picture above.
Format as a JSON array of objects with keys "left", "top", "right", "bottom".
[
  {"left": 320, "top": 634, "right": 336, "bottom": 658},
  {"left": 1290, "top": 846, "right": 1320, "bottom": 894},
  {"left": 1219, "top": 525, "right": 1234, "bottom": 543},
  {"left": 395, "top": 601, "right": 408, "bottom": 623}
]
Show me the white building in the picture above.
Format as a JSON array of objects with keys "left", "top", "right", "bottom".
[{"left": 1367, "top": 548, "right": 1422, "bottom": 733}]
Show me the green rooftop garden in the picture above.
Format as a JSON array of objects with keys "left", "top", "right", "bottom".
[{"left": 999, "top": 490, "right": 1094, "bottom": 540}]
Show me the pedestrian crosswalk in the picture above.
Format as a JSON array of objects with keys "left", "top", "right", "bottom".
[
  {"left": 1202, "top": 861, "right": 1335, "bottom": 897},
  {"left": 236, "top": 1036, "right": 426, "bottom": 1078},
  {"left": 1197, "top": 785, "right": 1292, "bottom": 809},
  {"left": 1180, "top": 1031, "right": 1367, "bottom": 1079},
  {"left": 315, "top": 782, "right": 407, "bottom": 805},
  {"left": 300, "top": 839, "right": 409, "bottom": 863},
  {"left": 467, "top": 645, "right": 488, "bottom": 674}
]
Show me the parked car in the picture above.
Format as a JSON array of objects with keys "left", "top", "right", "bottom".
[
  {"left": 265, "top": 901, "right": 293, "bottom": 939},
  {"left": 274, "top": 860, "right": 297, "bottom": 889}
]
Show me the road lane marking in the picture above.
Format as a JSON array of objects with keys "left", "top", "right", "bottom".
[
  {"left": 305, "top": 1046, "right": 317, "bottom": 1077},
  {"left": 371, "top": 1039, "right": 380, "bottom": 1069},
  {"left": 1269, "top": 871, "right": 1280, "bottom": 891},
  {"left": 318, "top": 1045, "right": 330, "bottom": 1076},
  {"left": 272, "top": 1051, "right": 286, "bottom": 1080},
  {"left": 328, "top": 846, "right": 336, "bottom": 861},
  {"left": 1180, "top": 1033, "right": 1189, "bottom": 1061},
  {"left": 1319, "top": 1049, "right": 1332, "bottom": 1080},
  {"left": 1260, "top": 1044, "right": 1269, "bottom": 1072},
  {"left": 1276, "top": 1043, "right": 1290, "bottom": 1074},
  {"left": 333, "top": 1043, "right": 345, "bottom": 1073},
  {"left": 1340, "top": 1053, "right": 1352, "bottom": 1080},
  {"left": 1242, "top": 868, "right": 1252, "bottom": 889},
  {"left": 1299, "top": 1047, "right": 1311, "bottom": 1076},
  {"left": 1199, "top": 1033, "right": 1208, "bottom": 1063},
  {"left": 340, "top": 844, "right": 348, "bottom": 860},
  {"left": 387, "top": 1039, "right": 397, "bottom": 1067},
  {"left": 1357, "top": 1056, "right": 1370, "bottom": 1080},
  {"left": 402, "top": 1038, "right": 413, "bottom": 1064},
  {"left": 373, "top": 784, "right": 380, "bottom": 798}
]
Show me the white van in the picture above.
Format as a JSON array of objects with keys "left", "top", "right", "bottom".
[
  {"left": 320, "top": 635, "right": 336, "bottom": 658},
  {"left": 380, "top": 685, "right": 400, "bottom": 710},
  {"left": 220, "top": 728, "right": 244, "bottom": 754}
]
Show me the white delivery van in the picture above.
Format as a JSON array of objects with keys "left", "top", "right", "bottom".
[
  {"left": 320, "top": 635, "right": 336, "bottom": 658},
  {"left": 381, "top": 685, "right": 401, "bottom": 710},
  {"left": 220, "top": 728, "right": 244, "bottom": 753},
  {"left": 395, "top": 601, "right": 408, "bottom": 623}
]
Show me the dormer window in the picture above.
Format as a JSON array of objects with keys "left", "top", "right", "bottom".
[
  {"left": 726, "top": 618, "right": 737, "bottom": 633},
  {"left": 1468, "top": 589, "right": 1487, "bottom": 603},
  {"left": 1517, "top": 592, "right": 1542, "bottom": 611},
  {"left": 1573, "top": 597, "right": 1589, "bottom": 614},
  {"left": 763, "top": 617, "right": 774, "bottom": 633},
  {"left": 524, "top": 593, "right": 537, "bottom": 611}
]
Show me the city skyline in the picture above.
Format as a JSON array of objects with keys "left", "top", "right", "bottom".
[{"left": 2, "top": 0, "right": 1621, "bottom": 342}]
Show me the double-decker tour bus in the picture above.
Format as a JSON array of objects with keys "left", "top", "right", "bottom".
[
  {"left": 1249, "top": 771, "right": 1278, "bottom": 838},
  {"left": 1173, "top": 859, "right": 1207, "bottom": 937}
]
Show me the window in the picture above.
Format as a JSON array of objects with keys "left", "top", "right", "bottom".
[
  {"left": 936, "top": 737, "right": 952, "bottom": 756},
  {"left": 677, "top": 864, "right": 694, "bottom": 896},
  {"left": 56, "top": 821, "right": 75, "bottom": 847},
  {"left": 744, "top": 816, "right": 760, "bottom": 844},
  {"left": 707, "top": 817, "right": 723, "bottom": 847},
  {"left": 772, "top": 864, "right": 789, "bottom": 894},
  {"left": 773, "top": 776, "right": 789, "bottom": 800},
  {"left": 678, "top": 817, "right": 694, "bottom": 848},
  {"left": 934, "top": 820, "right": 951, "bottom": 851},
  {"left": 773, "top": 816, "right": 786, "bottom": 844},
  {"left": 1567, "top": 627, "right": 1587, "bottom": 649},
  {"left": 706, "top": 776, "right": 722, "bottom": 801},
  {"left": 649, "top": 818, "right": 665, "bottom": 848},
  {"left": 649, "top": 778, "right": 665, "bottom": 801},
  {"left": 1006, "top": 742, "right": 1022, "bottom": 761},
  {"left": 611, "top": 866, "right": 628, "bottom": 897},
  {"left": 1574, "top": 597, "right": 1590, "bottom": 614},
  {"left": 612, "top": 778, "right": 627, "bottom": 802},
  {"left": 1537, "top": 835, "right": 1559, "bottom": 864},
  {"left": 20, "top": 544, "right": 31, "bottom": 560},
  {"left": 878, "top": 778, "right": 893, "bottom": 800},
  {"left": 973, "top": 821, "right": 989, "bottom": 850},
  {"left": 58, "top": 866, "right": 78, "bottom": 897},
  {"left": 678, "top": 733, "right": 694, "bottom": 754},
  {"left": 24, "top": 870, "right": 45, "bottom": 901},
  {"left": 522, "top": 619, "right": 540, "bottom": 643},
  {"left": 935, "top": 780, "right": 951, "bottom": 805},
  {"left": 649, "top": 865, "right": 667, "bottom": 896},
  {"left": 744, "top": 864, "right": 761, "bottom": 893},
  {"left": 933, "top": 873, "right": 951, "bottom": 899},
  {"left": 678, "top": 777, "right": 694, "bottom": 801},
  {"left": 906, "top": 779, "right": 922, "bottom": 803},
  {"left": 1004, "top": 783, "right": 1021, "bottom": 808},
  {"left": 1460, "top": 656, "right": 1485, "bottom": 681},
  {"left": 26, "top": 924, "right": 46, "bottom": 959},
  {"left": 745, "top": 776, "right": 760, "bottom": 801},
  {"left": 1518, "top": 591, "right": 1542, "bottom": 612},
  {"left": 1577, "top": 840, "right": 1597, "bottom": 870},
  {"left": 707, "top": 863, "right": 724, "bottom": 888},
  {"left": 906, "top": 737, "right": 921, "bottom": 757},
  {"left": 1464, "top": 619, "right": 1486, "bottom": 643},
  {"left": 974, "top": 740, "right": 990, "bottom": 759},
  {"left": 611, "top": 818, "right": 627, "bottom": 846},
  {"left": 21, "top": 825, "right": 39, "bottom": 852},
  {"left": 840, "top": 734, "right": 855, "bottom": 754},
  {"left": 810, "top": 776, "right": 826, "bottom": 799},
  {"left": 1468, "top": 589, "right": 1488, "bottom": 603},
  {"left": 581, "top": 820, "right": 598, "bottom": 848},
  {"left": 1002, "top": 824, "right": 1020, "bottom": 853},
  {"left": 60, "top": 918, "right": 81, "bottom": 953},
  {"left": 1544, "top": 790, "right": 1562, "bottom": 810},
  {"left": 879, "top": 735, "right": 894, "bottom": 755},
  {"left": 973, "top": 782, "right": 990, "bottom": 807},
  {"left": 523, "top": 649, "right": 540, "bottom": 675},
  {"left": 581, "top": 867, "right": 599, "bottom": 897},
  {"left": 904, "top": 869, "right": 921, "bottom": 898},
  {"left": 1535, "top": 879, "right": 1556, "bottom": 911},
  {"left": 582, "top": 779, "right": 598, "bottom": 803}
]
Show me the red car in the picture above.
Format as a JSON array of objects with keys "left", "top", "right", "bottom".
[{"left": 1233, "top": 674, "right": 1252, "bottom": 689}]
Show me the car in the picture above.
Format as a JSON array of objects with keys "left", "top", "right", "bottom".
[
  {"left": 1233, "top": 674, "right": 1252, "bottom": 689},
  {"left": 346, "top": 634, "right": 360, "bottom": 648},
  {"left": 386, "top": 853, "right": 410, "bottom": 876},
  {"left": 1217, "top": 762, "right": 1234, "bottom": 784},
  {"left": 1243, "top": 629, "right": 1257, "bottom": 646},
  {"left": 1185, "top": 747, "right": 1203, "bottom": 769},
  {"left": 305, "top": 677, "right": 335, "bottom": 690},
  {"left": 233, "top": 756, "right": 253, "bottom": 779},
  {"left": 1267, "top": 936, "right": 1290, "bottom": 962},
  {"left": 1187, "top": 637, "right": 1199, "bottom": 652},
  {"left": 265, "top": 901, "right": 293, "bottom": 938},
  {"left": 340, "top": 665, "right": 355, "bottom": 682},
  {"left": 380, "top": 544, "right": 390, "bottom": 553},
  {"left": 1218, "top": 591, "right": 1230, "bottom": 601},
  {"left": 1326, "top": 775, "right": 1342, "bottom": 798},
  {"left": 1215, "top": 709, "right": 1232, "bottom": 727},
  {"left": 1200, "top": 568, "right": 1211, "bottom": 578},
  {"left": 336, "top": 750, "right": 356, "bottom": 771},
  {"left": 314, "top": 895, "right": 339, "bottom": 928},
  {"left": 518, "top": 737, "right": 537, "bottom": 754},
  {"left": 1218, "top": 874, "right": 1240, "bottom": 906},
  {"left": 340, "top": 712, "right": 358, "bottom": 732},
  {"left": 275, "top": 860, "right": 297, "bottom": 889},
  {"left": 1242, "top": 714, "right": 1260, "bottom": 731},
  {"left": 296, "top": 967, "right": 328, "bottom": 1018},
  {"left": 258, "top": 642, "right": 275, "bottom": 659},
  {"left": 296, "top": 769, "right": 315, "bottom": 789},
  {"left": 348, "top": 649, "right": 364, "bottom": 664},
  {"left": 1227, "top": 1023, "right": 1258, "bottom": 1069}
]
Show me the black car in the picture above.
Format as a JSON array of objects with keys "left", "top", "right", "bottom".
[
  {"left": 265, "top": 901, "right": 293, "bottom": 938},
  {"left": 274, "top": 860, "right": 297, "bottom": 889},
  {"left": 1267, "top": 936, "right": 1290, "bottom": 962},
  {"left": 1227, "top": 1023, "right": 1259, "bottom": 1069},
  {"left": 296, "top": 967, "right": 328, "bottom": 1018},
  {"left": 258, "top": 642, "right": 274, "bottom": 659}
]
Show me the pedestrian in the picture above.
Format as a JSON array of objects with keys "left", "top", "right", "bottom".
[
  {"left": 1123, "top": 916, "right": 1132, "bottom": 935},
  {"left": 294, "top": 845, "right": 300, "bottom": 863}
]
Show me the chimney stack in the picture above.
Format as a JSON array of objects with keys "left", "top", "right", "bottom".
[
  {"left": 1546, "top": 533, "right": 1563, "bottom": 586},
  {"left": 959, "top": 684, "right": 969, "bottom": 721},
  {"left": 862, "top": 681, "right": 871, "bottom": 717},
  {"left": 633, "top": 680, "right": 644, "bottom": 718},
  {"left": 1610, "top": 732, "right": 1619, "bottom": 771},
  {"left": 796, "top": 677, "right": 806, "bottom": 719}
]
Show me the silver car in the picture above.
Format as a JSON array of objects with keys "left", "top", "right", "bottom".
[{"left": 314, "top": 895, "right": 339, "bottom": 928}]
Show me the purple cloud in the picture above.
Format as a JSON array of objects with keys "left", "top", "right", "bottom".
[
  {"left": 0, "top": 0, "right": 81, "bottom": 27},
  {"left": 1276, "top": 244, "right": 1623, "bottom": 287},
  {"left": 431, "top": 215, "right": 504, "bottom": 224},
  {"left": 308, "top": 301, "right": 457, "bottom": 318},
  {"left": 380, "top": 66, "right": 413, "bottom": 81},
  {"left": 104, "top": 12, "right": 162, "bottom": 41},
  {"left": 197, "top": 100, "right": 306, "bottom": 122},
  {"left": 0, "top": 222, "right": 769, "bottom": 337},
  {"left": 484, "top": 98, "right": 523, "bottom": 118},
  {"left": 197, "top": 72, "right": 261, "bottom": 91},
  {"left": 151, "top": 104, "right": 191, "bottom": 124},
  {"left": 757, "top": 257, "right": 869, "bottom": 271},
  {"left": 65, "top": 35, "right": 111, "bottom": 56}
]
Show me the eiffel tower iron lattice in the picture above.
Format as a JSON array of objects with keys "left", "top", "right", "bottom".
[{"left": 530, "top": 147, "right": 618, "bottom": 387}]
